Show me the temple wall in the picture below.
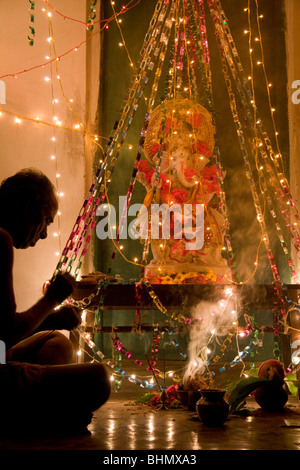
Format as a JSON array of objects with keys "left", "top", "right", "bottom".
[
  {"left": 0, "top": 1, "right": 100, "bottom": 310},
  {"left": 286, "top": 0, "right": 300, "bottom": 280}
]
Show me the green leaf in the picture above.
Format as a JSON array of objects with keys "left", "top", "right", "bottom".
[
  {"left": 284, "top": 373, "right": 300, "bottom": 396},
  {"left": 220, "top": 369, "right": 260, "bottom": 395},
  {"left": 135, "top": 392, "right": 156, "bottom": 404},
  {"left": 243, "top": 367, "right": 260, "bottom": 377},
  {"left": 228, "top": 377, "right": 268, "bottom": 412}
]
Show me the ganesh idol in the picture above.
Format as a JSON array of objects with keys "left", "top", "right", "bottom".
[{"left": 136, "top": 98, "right": 231, "bottom": 284}]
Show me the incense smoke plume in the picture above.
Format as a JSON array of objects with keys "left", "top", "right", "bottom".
[{"left": 183, "top": 289, "right": 238, "bottom": 387}]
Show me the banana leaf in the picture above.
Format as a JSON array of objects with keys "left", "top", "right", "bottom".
[
  {"left": 284, "top": 373, "right": 300, "bottom": 396},
  {"left": 228, "top": 377, "right": 268, "bottom": 412}
]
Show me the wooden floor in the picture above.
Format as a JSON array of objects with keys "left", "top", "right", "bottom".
[
  {"left": 3, "top": 395, "right": 299, "bottom": 453},
  {"left": 0, "top": 362, "right": 300, "bottom": 456}
]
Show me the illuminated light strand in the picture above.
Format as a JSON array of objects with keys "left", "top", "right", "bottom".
[
  {"left": 149, "top": 322, "right": 160, "bottom": 369},
  {"left": 145, "top": 5, "right": 176, "bottom": 112},
  {"left": 209, "top": 0, "right": 300, "bottom": 282},
  {"left": 53, "top": 1, "right": 175, "bottom": 279},
  {"left": 197, "top": 2, "right": 290, "bottom": 357},
  {"left": 47, "top": 19, "right": 63, "bottom": 259},
  {"left": 46, "top": 17, "right": 112, "bottom": 279},
  {"left": 108, "top": 136, "right": 145, "bottom": 268},
  {"left": 111, "top": 346, "right": 123, "bottom": 392},
  {"left": 0, "top": 107, "right": 136, "bottom": 154},
  {"left": 47, "top": 14, "right": 99, "bottom": 148},
  {"left": 164, "top": 325, "right": 187, "bottom": 359},
  {"left": 0, "top": 0, "right": 139, "bottom": 80},
  {"left": 191, "top": 0, "right": 236, "bottom": 280},
  {"left": 182, "top": 0, "right": 193, "bottom": 100},
  {"left": 0, "top": 107, "right": 84, "bottom": 133},
  {"left": 253, "top": 0, "right": 282, "bottom": 170},
  {"left": 79, "top": 329, "right": 171, "bottom": 390},
  {"left": 76, "top": 285, "right": 266, "bottom": 391},
  {"left": 243, "top": 3, "right": 300, "bottom": 282},
  {"left": 80, "top": 320, "right": 256, "bottom": 389},
  {"left": 83, "top": 319, "right": 191, "bottom": 358},
  {"left": 208, "top": 1, "right": 287, "bottom": 293},
  {"left": 211, "top": 332, "right": 234, "bottom": 365},
  {"left": 137, "top": 5, "right": 230, "bottom": 277},
  {"left": 184, "top": 1, "right": 201, "bottom": 102},
  {"left": 202, "top": 1, "right": 290, "bottom": 360},
  {"left": 110, "top": 0, "right": 135, "bottom": 71},
  {"left": 44, "top": 0, "right": 140, "bottom": 28},
  {"left": 110, "top": 331, "right": 144, "bottom": 364},
  {"left": 46, "top": 13, "right": 98, "bottom": 279},
  {"left": 81, "top": 327, "right": 262, "bottom": 391},
  {"left": 56, "top": 1, "right": 290, "bottom": 372},
  {"left": 87, "top": 2, "right": 274, "bottom": 368},
  {"left": 205, "top": 334, "right": 261, "bottom": 378}
]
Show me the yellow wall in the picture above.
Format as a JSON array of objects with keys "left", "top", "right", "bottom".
[
  {"left": 0, "top": 1, "right": 100, "bottom": 310},
  {"left": 286, "top": 0, "right": 300, "bottom": 279}
]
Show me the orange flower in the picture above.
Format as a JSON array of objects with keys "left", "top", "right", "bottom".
[
  {"left": 192, "top": 141, "right": 212, "bottom": 157},
  {"left": 184, "top": 167, "right": 199, "bottom": 182},
  {"left": 150, "top": 142, "right": 163, "bottom": 156},
  {"left": 164, "top": 117, "right": 177, "bottom": 133},
  {"left": 189, "top": 113, "right": 202, "bottom": 128}
]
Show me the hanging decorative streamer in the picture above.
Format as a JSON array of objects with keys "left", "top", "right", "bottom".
[
  {"left": 87, "top": 0, "right": 97, "bottom": 32},
  {"left": 52, "top": 0, "right": 176, "bottom": 280},
  {"left": 79, "top": 322, "right": 262, "bottom": 389},
  {"left": 42, "top": 0, "right": 300, "bottom": 385},
  {"left": 1, "top": 0, "right": 139, "bottom": 80},
  {"left": 207, "top": 0, "right": 298, "bottom": 360},
  {"left": 209, "top": 0, "right": 300, "bottom": 284},
  {"left": 28, "top": 0, "right": 35, "bottom": 46}
]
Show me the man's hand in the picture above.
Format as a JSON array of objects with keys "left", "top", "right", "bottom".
[
  {"left": 47, "top": 305, "right": 82, "bottom": 331},
  {"left": 44, "top": 273, "right": 76, "bottom": 304}
]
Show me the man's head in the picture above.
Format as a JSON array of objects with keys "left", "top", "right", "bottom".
[{"left": 0, "top": 168, "right": 58, "bottom": 248}]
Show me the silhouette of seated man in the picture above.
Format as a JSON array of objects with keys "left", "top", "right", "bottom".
[{"left": 0, "top": 168, "right": 110, "bottom": 433}]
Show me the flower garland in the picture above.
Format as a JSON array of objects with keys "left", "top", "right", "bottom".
[{"left": 146, "top": 269, "right": 224, "bottom": 285}]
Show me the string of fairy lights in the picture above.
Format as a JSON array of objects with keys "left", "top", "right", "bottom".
[{"left": 1, "top": 0, "right": 300, "bottom": 390}]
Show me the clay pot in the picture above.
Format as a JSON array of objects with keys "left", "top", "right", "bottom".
[
  {"left": 196, "top": 389, "right": 229, "bottom": 426},
  {"left": 254, "top": 381, "right": 288, "bottom": 412},
  {"left": 177, "top": 390, "right": 201, "bottom": 411}
]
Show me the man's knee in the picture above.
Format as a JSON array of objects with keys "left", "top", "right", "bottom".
[
  {"left": 38, "top": 330, "right": 74, "bottom": 364},
  {"left": 49, "top": 331, "right": 74, "bottom": 363},
  {"left": 87, "top": 362, "right": 111, "bottom": 409}
]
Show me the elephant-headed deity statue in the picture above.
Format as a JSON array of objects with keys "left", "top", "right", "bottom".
[{"left": 136, "top": 98, "right": 231, "bottom": 283}]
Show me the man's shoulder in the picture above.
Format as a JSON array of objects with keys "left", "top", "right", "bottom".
[{"left": 0, "top": 228, "right": 13, "bottom": 249}]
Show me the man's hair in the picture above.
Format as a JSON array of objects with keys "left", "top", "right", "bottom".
[{"left": 0, "top": 168, "right": 56, "bottom": 225}]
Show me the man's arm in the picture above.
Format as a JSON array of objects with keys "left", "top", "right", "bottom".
[{"left": 0, "top": 228, "right": 73, "bottom": 346}]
